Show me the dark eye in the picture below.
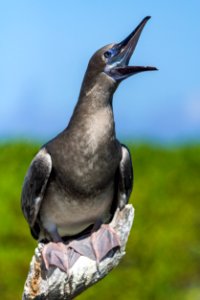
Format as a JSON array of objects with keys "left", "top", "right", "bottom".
[{"left": 104, "top": 50, "right": 112, "bottom": 58}]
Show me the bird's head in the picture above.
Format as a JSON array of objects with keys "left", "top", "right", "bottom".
[{"left": 86, "top": 16, "right": 157, "bottom": 85}]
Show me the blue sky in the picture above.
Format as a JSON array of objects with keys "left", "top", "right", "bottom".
[{"left": 0, "top": 1, "right": 200, "bottom": 144}]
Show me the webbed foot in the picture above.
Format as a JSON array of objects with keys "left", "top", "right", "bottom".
[{"left": 41, "top": 224, "right": 120, "bottom": 274}]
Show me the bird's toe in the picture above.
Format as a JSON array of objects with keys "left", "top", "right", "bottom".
[{"left": 42, "top": 242, "right": 69, "bottom": 273}]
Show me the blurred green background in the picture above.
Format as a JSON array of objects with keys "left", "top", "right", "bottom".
[{"left": 0, "top": 142, "right": 199, "bottom": 300}]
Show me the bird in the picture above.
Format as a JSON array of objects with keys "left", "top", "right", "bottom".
[{"left": 21, "top": 16, "right": 157, "bottom": 273}]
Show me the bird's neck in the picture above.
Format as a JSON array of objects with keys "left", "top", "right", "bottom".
[
  {"left": 66, "top": 72, "right": 118, "bottom": 151},
  {"left": 77, "top": 72, "right": 117, "bottom": 108},
  {"left": 68, "top": 72, "right": 117, "bottom": 128}
]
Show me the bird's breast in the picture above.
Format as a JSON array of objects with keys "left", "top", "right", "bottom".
[
  {"left": 40, "top": 180, "right": 114, "bottom": 236},
  {"left": 49, "top": 106, "right": 121, "bottom": 194}
]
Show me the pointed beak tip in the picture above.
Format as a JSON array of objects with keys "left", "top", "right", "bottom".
[
  {"left": 144, "top": 16, "right": 151, "bottom": 23},
  {"left": 143, "top": 66, "right": 158, "bottom": 72}
]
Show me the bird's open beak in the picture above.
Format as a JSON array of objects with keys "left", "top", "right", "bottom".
[{"left": 105, "top": 16, "right": 157, "bottom": 81}]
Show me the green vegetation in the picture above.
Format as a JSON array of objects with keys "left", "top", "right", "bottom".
[{"left": 0, "top": 142, "right": 200, "bottom": 300}]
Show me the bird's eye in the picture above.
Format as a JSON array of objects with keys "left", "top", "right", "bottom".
[{"left": 104, "top": 50, "right": 112, "bottom": 58}]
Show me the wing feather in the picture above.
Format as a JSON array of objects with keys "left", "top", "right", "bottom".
[
  {"left": 21, "top": 148, "right": 52, "bottom": 228},
  {"left": 116, "top": 144, "right": 134, "bottom": 209}
]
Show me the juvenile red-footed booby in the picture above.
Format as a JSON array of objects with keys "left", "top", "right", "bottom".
[{"left": 21, "top": 16, "right": 157, "bottom": 273}]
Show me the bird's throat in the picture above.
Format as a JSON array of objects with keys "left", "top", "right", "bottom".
[{"left": 68, "top": 72, "right": 117, "bottom": 149}]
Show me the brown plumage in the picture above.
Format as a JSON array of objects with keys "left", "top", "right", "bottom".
[{"left": 21, "top": 16, "right": 156, "bottom": 273}]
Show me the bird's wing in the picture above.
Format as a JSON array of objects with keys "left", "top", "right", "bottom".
[
  {"left": 21, "top": 148, "right": 52, "bottom": 233},
  {"left": 116, "top": 144, "right": 134, "bottom": 209}
]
